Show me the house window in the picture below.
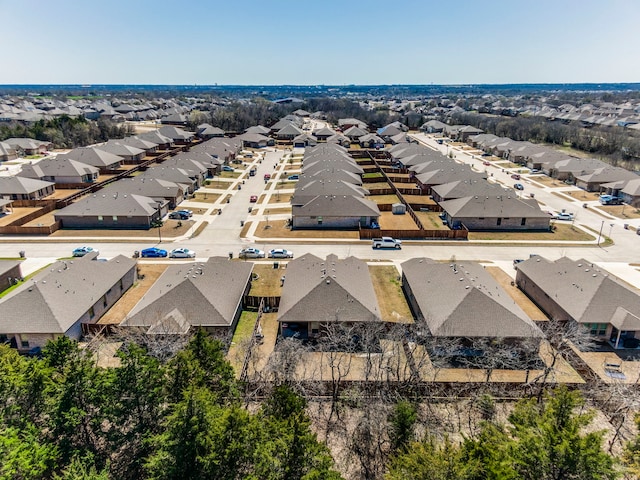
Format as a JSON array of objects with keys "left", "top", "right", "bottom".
[
  {"left": 521, "top": 218, "right": 526, "bottom": 226},
  {"left": 20, "top": 335, "right": 28, "bottom": 348},
  {"left": 89, "top": 306, "right": 95, "bottom": 319},
  {"left": 112, "top": 216, "right": 118, "bottom": 222},
  {"left": 586, "top": 323, "right": 607, "bottom": 336},
  {"left": 317, "top": 216, "right": 323, "bottom": 225},
  {"left": 97, "top": 216, "right": 103, "bottom": 222},
  {"left": 496, "top": 218, "right": 502, "bottom": 226}
]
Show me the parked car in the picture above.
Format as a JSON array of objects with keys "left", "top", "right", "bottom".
[
  {"left": 222, "top": 165, "right": 235, "bottom": 172},
  {"left": 141, "top": 247, "right": 168, "bottom": 258},
  {"left": 169, "top": 211, "right": 190, "bottom": 220},
  {"left": 169, "top": 248, "right": 196, "bottom": 258},
  {"left": 264, "top": 173, "right": 271, "bottom": 180},
  {"left": 555, "top": 213, "right": 574, "bottom": 221},
  {"left": 514, "top": 183, "right": 524, "bottom": 190},
  {"left": 249, "top": 168, "right": 257, "bottom": 176},
  {"left": 483, "top": 161, "right": 491, "bottom": 166},
  {"left": 72, "top": 246, "right": 98, "bottom": 257},
  {"left": 250, "top": 195, "right": 258, "bottom": 203},
  {"left": 239, "top": 247, "right": 265, "bottom": 259},
  {"left": 287, "top": 174, "right": 299, "bottom": 181},
  {"left": 511, "top": 173, "right": 521, "bottom": 180},
  {"left": 530, "top": 168, "right": 540, "bottom": 174},
  {"left": 176, "top": 209, "right": 193, "bottom": 217},
  {"left": 268, "top": 248, "right": 294, "bottom": 258},
  {"left": 372, "top": 237, "right": 402, "bottom": 249}
]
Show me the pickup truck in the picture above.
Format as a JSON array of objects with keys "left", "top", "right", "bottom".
[{"left": 372, "top": 237, "right": 402, "bottom": 249}]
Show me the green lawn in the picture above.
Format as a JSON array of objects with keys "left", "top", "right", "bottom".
[
  {"left": 231, "top": 311, "right": 258, "bottom": 345},
  {"left": 363, "top": 172, "right": 384, "bottom": 179}
]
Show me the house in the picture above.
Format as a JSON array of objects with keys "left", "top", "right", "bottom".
[
  {"left": 95, "top": 142, "right": 146, "bottom": 164},
  {"left": 420, "top": 120, "right": 448, "bottom": 133},
  {"left": 137, "top": 131, "right": 174, "bottom": 150},
  {"left": 0, "top": 260, "right": 22, "bottom": 293},
  {"left": 117, "top": 136, "right": 159, "bottom": 155},
  {"left": 245, "top": 125, "right": 271, "bottom": 136},
  {"left": 236, "top": 132, "right": 272, "bottom": 148},
  {"left": 343, "top": 125, "right": 368, "bottom": 141},
  {"left": 19, "top": 157, "right": 99, "bottom": 185},
  {"left": 516, "top": 257, "right": 640, "bottom": 349},
  {"left": 358, "top": 133, "right": 384, "bottom": 149},
  {"left": 140, "top": 165, "right": 202, "bottom": 192},
  {"left": 277, "top": 254, "right": 381, "bottom": 339},
  {"left": 0, "top": 176, "right": 55, "bottom": 200},
  {"left": 0, "top": 253, "right": 136, "bottom": 351},
  {"left": 0, "top": 141, "right": 18, "bottom": 161},
  {"left": 292, "top": 133, "right": 317, "bottom": 148},
  {"left": 292, "top": 195, "right": 379, "bottom": 229},
  {"left": 157, "top": 125, "right": 195, "bottom": 144},
  {"left": 3, "top": 138, "right": 52, "bottom": 156},
  {"left": 276, "top": 123, "right": 304, "bottom": 141},
  {"left": 574, "top": 167, "right": 638, "bottom": 192},
  {"left": 338, "top": 118, "right": 367, "bottom": 130},
  {"left": 389, "top": 132, "right": 410, "bottom": 145},
  {"left": 297, "top": 168, "right": 363, "bottom": 187},
  {"left": 292, "top": 179, "right": 368, "bottom": 205},
  {"left": 59, "top": 147, "right": 124, "bottom": 172},
  {"left": 166, "top": 152, "right": 221, "bottom": 177},
  {"left": 160, "top": 113, "right": 188, "bottom": 125},
  {"left": 196, "top": 123, "right": 225, "bottom": 139},
  {"left": 431, "top": 179, "right": 507, "bottom": 203},
  {"left": 192, "top": 137, "right": 241, "bottom": 164},
  {"left": 439, "top": 194, "right": 550, "bottom": 231},
  {"left": 312, "top": 126, "right": 336, "bottom": 141},
  {"left": 326, "top": 133, "right": 351, "bottom": 148},
  {"left": 402, "top": 258, "right": 543, "bottom": 340},
  {"left": 607, "top": 178, "right": 640, "bottom": 207},
  {"left": 546, "top": 157, "right": 607, "bottom": 181},
  {"left": 54, "top": 193, "right": 166, "bottom": 229},
  {"left": 102, "top": 177, "right": 187, "bottom": 209},
  {"left": 121, "top": 257, "right": 253, "bottom": 337}
]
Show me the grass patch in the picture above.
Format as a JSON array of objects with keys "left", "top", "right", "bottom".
[
  {"left": 268, "top": 193, "right": 293, "bottom": 204},
  {"left": 363, "top": 172, "right": 383, "bottom": 179},
  {"left": 253, "top": 220, "right": 359, "bottom": 239},
  {"left": 23, "top": 155, "right": 43, "bottom": 160},
  {"left": 274, "top": 181, "right": 296, "bottom": 190},
  {"left": 598, "top": 205, "right": 640, "bottom": 219},
  {"left": 231, "top": 311, "right": 259, "bottom": 345},
  {"left": 190, "top": 221, "right": 208, "bottom": 238},
  {"left": 219, "top": 171, "right": 242, "bottom": 179},
  {"left": 248, "top": 264, "right": 285, "bottom": 297},
  {"left": 239, "top": 221, "right": 252, "bottom": 238},
  {"left": 369, "top": 265, "right": 413, "bottom": 324},
  {"left": 369, "top": 194, "right": 400, "bottom": 204},
  {"left": 468, "top": 223, "right": 595, "bottom": 241}
]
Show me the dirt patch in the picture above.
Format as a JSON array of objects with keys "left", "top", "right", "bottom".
[
  {"left": 192, "top": 193, "right": 221, "bottom": 203},
  {"left": 0, "top": 207, "right": 43, "bottom": 227},
  {"left": 404, "top": 194, "right": 436, "bottom": 205},
  {"left": 379, "top": 211, "right": 419, "bottom": 230},
  {"left": 369, "top": 265, "right": 413, "bottom": 324},
  {"left": 274, "top": 181, "right": 296, "bottom": 190},
  {"left": 253, "top": 220, "right": 359, "bottom": 239},
  {"left": 190, "top": 221, "right": 208, "bottom": 238},
  {"left": 268, "top": 193, "right": 293, "bottom": 204},
  {"left": 414, "top": 211, "right": 450, "bottom": 230},
  {"left": 468, "top": 224, "right": 594, "bottom": 241},
  {"left": 531, "top": 176, "right": 566, "bottom": 187},
  {"left": 365, "top": 182, "right": 393, "bottom": 190},
  {"left": 561, "top": 190, "right": 600, "bottom": 201},
  {"left": 369, "top": 194, "right": 401, "bottom": 204},
  {"left": 98, "top": 263, "right": 169, "bottom": 324},
  {"left": 598, "top": 204, "right": 640, "bottom": 219},
  {"left": 485, "top": 266, "right": 548, "bottom": 321}
]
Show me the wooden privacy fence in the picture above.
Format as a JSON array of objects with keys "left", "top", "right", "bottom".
[
  {"left": 0, "top": 221, "right": 61, "bottom": 235},
  {"left": 359, "top": 227, "right": 467, "bottom": 240},
  {"left": 244, "top": 295, "right": 280, "bottom": 311}
]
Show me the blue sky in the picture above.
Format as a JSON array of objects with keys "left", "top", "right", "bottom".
[{"left": 1, "top": 0, "right": 638, "bottom": 85}]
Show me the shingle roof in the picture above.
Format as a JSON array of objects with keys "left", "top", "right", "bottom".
[
  {"left": 278, "top": 254, "right": 380, "bottom": 325},
  {"left": 0, "top": 176, "right": 54, "bottom": 195},
  {"left": 0, "top": 254, "right": 136, "bottom": 335},
  {"left": 440, "top": 194, "right": 549, "bottom": 219},
  {"left": 517, "top": 257, "right": 640, "bottom": 327},
  {"left": 292, "top": 195, "right": 379, "bottom": 217},
  {"left": 59, "top": 147, "right": 124, "bottom": 168},
  {"left": 19, "top": 157, "right": 99, "bottom": 179},
  {"left": 122, "top": 257, "right": 253, "bottom": 333},
  {"left": 402, "top": 258, "right": 542, "bottom": 338},
  {"left": 55, "top": 193, "right": 160, "bottom": 217}
]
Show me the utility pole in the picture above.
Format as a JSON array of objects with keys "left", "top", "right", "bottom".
[
  {"left": 157, "top": 202, "right": 162, "bottom": 244},
  {"left": 597, "top": 220, "right": 604, "bottom": 247}
]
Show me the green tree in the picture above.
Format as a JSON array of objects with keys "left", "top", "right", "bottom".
[
  {"left": 623, "top": 414, "right": 640, "bottom": 476},
  {"left": 0, "top": 425, "right": 58, "bottom": 480},
  {"left": 388, "top": 399, "right": 418, "bottom": 452}
]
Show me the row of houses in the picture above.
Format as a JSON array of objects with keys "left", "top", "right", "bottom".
[
  {"left": 468, "top": 133, "right": 640, "bottom": 204},
  {"left": 2, "top": 254, "right": 638, "bottom": 361},
  {"left": 291, "top": 143, "right": 380, "bottom": 229}
]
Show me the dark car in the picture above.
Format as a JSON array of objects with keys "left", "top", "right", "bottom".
[
  {"left": 514, "top": 183, "right": 524, "bottom": 190},
  {"left": 169, "top": 211, "right": 190, "bottom": 220},
  {"left": 141, "top": 247, "right": 168, "bottom": 258}
]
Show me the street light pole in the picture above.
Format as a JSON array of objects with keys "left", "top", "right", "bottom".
[{"left": 597, "top": 220, "right": 604, "bottom": 247}]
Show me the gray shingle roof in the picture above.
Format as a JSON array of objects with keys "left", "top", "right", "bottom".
[
  {"left": 440, "top": 194, "right": 549, "bottom": 219},
  {"left": 55, "top": 193, "right": 160, "bottom": 217},
  {"left": 292, "top": 195, "right": 379, "bottom": 217},
  {"left": 123, "top": 257, "right": 253, "bottom": 332},
  {"left": 0, "top": 254, "right": 136, "bottom": 335},
  {"left": 517, "top": 257, "right": 640, "bottom": 328},
  {"left": 402, "top": 258, "right": 542, "bottom": 338},
  {"left": 59, "top": 147, "right": 124, "bottom": 168},
  {"left": 0, "top": 176, "right": 54, "bottom": 195},
  {"left": 278, "top": 254, "right": 380, "bottom": 325},
  {"left": 19, "top": 157, "right": 99, "bottom": 179}
]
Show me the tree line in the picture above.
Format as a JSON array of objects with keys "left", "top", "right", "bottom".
[
  {"left": 3, "top": 326, "right": 640, "bottom": 479},
  {"left": 0, "top": 116, "right": 133, "bottom": 149},
  {"left": 450, "top": 111, "right": 640, "bottom": 170}
]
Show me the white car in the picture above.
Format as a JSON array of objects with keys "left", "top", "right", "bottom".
[
  {"left": 72, "top": 246, "right": 98, "bottom": 257},
  {"left": 555, "top": 213, "right": 574, "bottom": 221},
  {"left": 169, "top": 248, "right": 196, "bottom": 258},
  {"left": 239, "top": 247, "right": 265, "bottom": 259},
  {"left": 268, "top": 248, "right": 294, "bottom": 259}
]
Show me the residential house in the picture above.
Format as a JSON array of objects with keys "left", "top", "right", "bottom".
[
  {"left": 137, "top": 131, "right": 174, "bottom": 150},
  {"left": 575, "top": 167, "right": 639, "bottom": 192},
  {"left": 0, "top": 253, "right": 136, "bottom": 351},
  {"left": 421, "top": 120, "right": 448, "bottom": 133},
  {"left": 19, "top": 157, "right": 99, "bottom": 185},
  {"left": 439, "top": 194, "right": 551, "bottom": 231},
  {"left": 338, "top": 118, "right": 367, "bottom": 130},
  {"left": 277, "top": 254, "right": 381, "bottom": 339},
  {"left": 292, "top": 195, "right": 379, "bottom": 229},
  {"left": 326, "top": 133, "right": 351, "bottom": 147},
  {"left": 157, "top": 125, "right": 195, "bottom": 144},
  {"left": 4, "top": 138, "right": 52, "bottom": 156},
  {"left": 343, "top": 125, "right": 368, "bottom": 141},
  {"left": 312, "top": 126, "right": 336, "bottom": 141},
  {"left": 358, "top": 133, "right": 384, "bottom": 148},
  {"left": 0, "top": 176, "right": 55, "bottom": 200},
  {"left": 96, "top": 142, "right": 146, "bottom": 164},
  {"left": 140, "top": 165, "right": 202, "bottom": 192},
  {"left": 402, "top": 258, "right": 543, "bottom": 341},
  {"left": 54, "top": 193, "right": 166, "bottom": 229},
  {"left": 293, "top": 133, "right": 317, "bottom": 148},
  {"left": 0, "top": 260, "right": 22, "bottom": 293},
  {"left": 516, "top": 257, "right": 640, "bottom": 349},
  {"left": 276, "top": 123, "right": 304, "bottom": 141},
  {"left": 59, "top": 147, "right": 124, "bottom": 172},
  {"left": 245, "top": 125, "right": 271, "bottom": 136},
  {"left": 118, "top": 136, "right": 159, "bottom": 155},
  {"left": 546, "top": 157, "right": 607, "bottom": 181},
  {"left": 121, "top": 257, "right": 253, "bottom": 337},
  {"left": 0, "top": 141, "right": 17, "bottom": 161},
  {"left": 102, "top": 177, "right": 187, "bottom": 209},
  {"left": 236, "top": 133, "right": 272, "bottom": 148},
  {"left": 196, "top": 123, "right": 225, "bottom": 139}
]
